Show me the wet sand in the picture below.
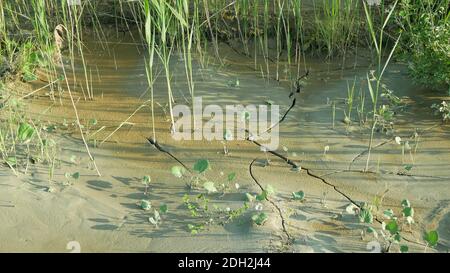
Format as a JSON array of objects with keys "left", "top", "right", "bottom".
[{"left": 1, "top": 32, "right": 449, "bottom": 252}]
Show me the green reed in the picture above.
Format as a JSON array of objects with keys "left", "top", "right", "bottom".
[{"left": 363, "top": 0, "right": 401, "bottom": 172}]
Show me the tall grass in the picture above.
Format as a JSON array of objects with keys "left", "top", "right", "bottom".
[
  {"left": 1, "top": 0, "right": 413, "bottom": 177},
  {"left": 312, "top": 0, "right": 361, "bottom": 58},
  {"left": 363, "top": 0, "right": 401, "bottom": 172}
]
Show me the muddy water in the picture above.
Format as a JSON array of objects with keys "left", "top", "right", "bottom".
[{"left": 1, "top": 31, "right": 449, "bottom": 252}]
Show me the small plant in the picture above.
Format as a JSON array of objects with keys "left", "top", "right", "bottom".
[
  {"left": 251, "top": 212, "right": 268, "bottom": 226},
  {"left": 223, "top": 202, "right": 250, "bottom": 223},
  {"left": 64, "top": 172, "right": 80, "bottom": 181},
  {"left": 187, "top": 223, "right": 204, "bottom": 235},
  {"left": 256, "top": 184, "right": 275, "bottom": 201},
  {"left": 148, "top": 209, "right": 161, "bottom": 227},
  {"left": 148, "top": 204, "right": 168, "bottom": 228},
  {"left": 183, "top": 194, "right": 211, "bottom": 218},
  {"left": 142, "top": 175, "right": 151, "bottom": 195},
  {"left": 424, "top": 230, "right": 439, "bottom": 251},
  {"left": 218, "top": 172, "right": 238, "bottom": 194},
  {"left": 171, "top": 159, "right": 222, "bottom": 194},
  {"left": 138, "top": 200, "right": 152, "bottom": 211},
  {"left": 159, "top": 203, "right": 168, "bottom": 214},
  {"left": 17, "top": 122, "right": 35, "bottom": 143},
  {"left": 227, "top": 78, "right": 240, "bottom": 88},
  {"left": 431, "top": 101, "right": 450, "bottom": 123},
  {"left": 363, "top": 0, "right": 401, "bottom": 172},
  {"left": 356, "top": 198, "right": 418, "bottom": 253},
  {"left": 292, "top": 191, "right": 305, "bottom": 202},
  {"left": 344, "top": 78, "right": 356, "bottom": 125}
]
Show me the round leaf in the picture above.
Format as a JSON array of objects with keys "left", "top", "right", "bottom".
[
  {"left": 385, "top": 220, "right": 399, "bottom": 235},
  {"left": 424, "top": 230, "right": 439, "bottom": 247},
  {"left": 292, "top": 191, "right": 305, "bottom": 201},
  {"left": 193, "top": 159, "right": 210, "bottom": 174}
]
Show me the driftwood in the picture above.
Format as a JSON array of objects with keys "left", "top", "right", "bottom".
[
  {"left": 146, "top": 137, "right": 192, "bottom": 173},
  {"left": 245, "top": 70, "right": 309, "bottom": 169}
]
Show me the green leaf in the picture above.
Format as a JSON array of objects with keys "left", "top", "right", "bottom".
[
  {"left": 366, "top": 227, "right": 376, "bottom": 234},
  {"left": 292, "top": 191, "right": 305, "bottom": 201},
  {"left": 23, "top": 71, "right": 37, "bottom": 82},
  {"left": 139, "top": 200, "right": 151, "bottom": 211},
  {"left": 18, "top": 122, "right": 35, "bottom": 142},
  {"left": 363, "top": 1, "right": 380, "bottom": 55},
  {"left": 89, "top": 119, "right": 98, "bottom": 126},
  {"left": 400, "top": 245, "right": 409, "bottom": 253},
  {"left": 227, "top": 172, "right": 236, "bottom": 182},
  {"left": 45, "top": 124, "right": 57, "bottom": 133},
  {"left": 245, "top": 193, "right": 255, "bottom": 202},
  {"left": 402, "top": 207, "right": 414, "bottom": 218},
  {"left": 159, "top": 203, "right": 168, "bottom": 214},
  {"left": 367, "top": 74, "right": 376, "bottom": 103},
  {"left": 385, "top": 220, "right": 399, "bottom": 235},
  {"left": 424, "top": 230, "right": 439, "bottom": 247},
  {"left": 241, "top": 111, "right": 251, "bottom": 121},
  {"left": 29, "top": 52, "right": 39, "bottom": 64},
  {"left": 383, "top": 209, "right": 395, "bottom": 219},
  {"left": 171, "top": 166, "right": 185, "bottom": 178},
  {"left": 203, "top": 182, "right": 217, "bottom": 193},
  {"left": 193, "top": 159, "right": 210, "bottom": 174},
  {"left": 72, "top": 172, "right": 80, "bottom": 179},
  {"left": 404, "top": 164, "right": 413, "bottom": 171},
  {"left": 5, "top": 156, "right": 17, "bottom": 166},
  {"left": 165, "top": 3, "right": 188, "bottom": 27},
  {"left": 256, "top": 191, "right": 267, "bottom": 201},
  {"left": 187, "top": 223, "right": 203, "bottom": 234},
  {"left": 142, "top": 175, "right": 151, "bottom": 184},
  {"left": 366, "top": 227, "right": 378, "bottom": 239},
  {"left": 401, "top": 199, "right": 411, "bottom": 208},
  {"left": 359, "top": 209, "right": 373, "bottom": 224},
  {"left": 252, "top": 212, "right": 268, "bottom": 226}
]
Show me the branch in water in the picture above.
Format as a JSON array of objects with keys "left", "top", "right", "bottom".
[{"left": 146, "top": 137, "right": 192, "bottom": 173}]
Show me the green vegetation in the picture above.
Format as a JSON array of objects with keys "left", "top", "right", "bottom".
[
  {"left": 353, "top": 198, "right": 441, "bottom": 253},
  {"left": 0, "top": 0, "right": 447, "bottom": 252},
  {"left": 431, "top": 101, "right": 450, "bottom": 122},
  {"left": 396, "top": 0, "right": 450, "bottom": 93}
]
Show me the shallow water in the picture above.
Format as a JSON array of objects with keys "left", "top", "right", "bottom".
[{"left": 2, "top": 30, "right": 449, "bottom": 252}]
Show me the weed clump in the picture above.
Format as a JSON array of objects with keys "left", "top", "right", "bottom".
[{"left": 396, "top": 0, "right": 450, "bottom": 93}]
